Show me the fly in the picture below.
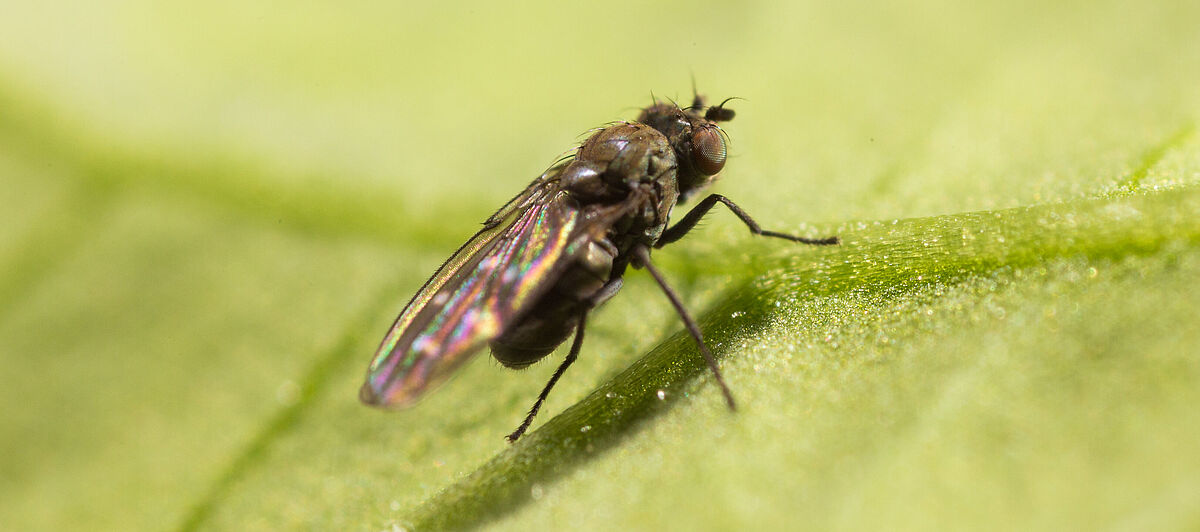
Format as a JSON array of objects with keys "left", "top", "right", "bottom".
[{"left": 360, "top": 92, "right": 839, "bottom": 442}]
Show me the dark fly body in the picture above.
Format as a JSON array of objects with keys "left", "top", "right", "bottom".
[{"left": 360, "top": 93, "right": 839, "bottom": 442}]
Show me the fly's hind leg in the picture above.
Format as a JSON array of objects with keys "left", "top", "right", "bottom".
[
  {"left": 505, "top": 309, "right": 588, "bottom": 443},
  {"left": 506, "top": 278, "right": 623, "bottom": 443}
]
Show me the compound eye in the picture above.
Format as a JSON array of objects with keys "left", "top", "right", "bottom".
[{"left": 690, "top": 128, "right": 727, "bottom": 176}]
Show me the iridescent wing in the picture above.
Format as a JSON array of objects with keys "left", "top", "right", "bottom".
[{"left": 360, "top": 167, "right": 598, "bottom": 407}]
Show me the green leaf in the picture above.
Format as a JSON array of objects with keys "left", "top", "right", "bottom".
[{"left": 1, "top": 2, "right": 1198, "bottom": 531}]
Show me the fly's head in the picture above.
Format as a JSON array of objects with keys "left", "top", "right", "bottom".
[{"left": 637, "top": 94, "right": 735, "bottom": 199}]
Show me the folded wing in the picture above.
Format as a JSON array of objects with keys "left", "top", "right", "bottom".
[{"left": 360, "top": 176, "right": 588, "bottom": 407}]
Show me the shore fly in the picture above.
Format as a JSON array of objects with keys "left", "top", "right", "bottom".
[{"left": 360, "top": 92, "right": 839, "bottom": 442}]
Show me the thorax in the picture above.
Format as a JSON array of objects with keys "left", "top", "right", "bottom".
[{"left": 558, "top": 122, "right": 680, "bottom": 251}]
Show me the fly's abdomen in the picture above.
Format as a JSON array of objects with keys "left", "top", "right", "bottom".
[
  {"left": 489, "top": 307, "right": 579, "bottom": 368},
  {"left": 489, "top": 237, "right": 616, "bottom": 368}
]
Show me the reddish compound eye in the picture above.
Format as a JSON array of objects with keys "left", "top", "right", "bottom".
[{"left": 690, "top": 128, "right": 727, "bottom": 176}]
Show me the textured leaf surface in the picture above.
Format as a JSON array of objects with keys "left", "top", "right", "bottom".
[{"left": 1, "top": 2, "right": 1198, "bottom": 531}]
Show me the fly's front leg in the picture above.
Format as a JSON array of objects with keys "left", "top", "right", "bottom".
[{"left": 655, "top": 194, "right": 840, "bottom": 247}]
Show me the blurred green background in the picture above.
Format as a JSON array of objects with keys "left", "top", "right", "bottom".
[{"left": 2, "top": 2, "right": 1199, "bottom": 530}]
